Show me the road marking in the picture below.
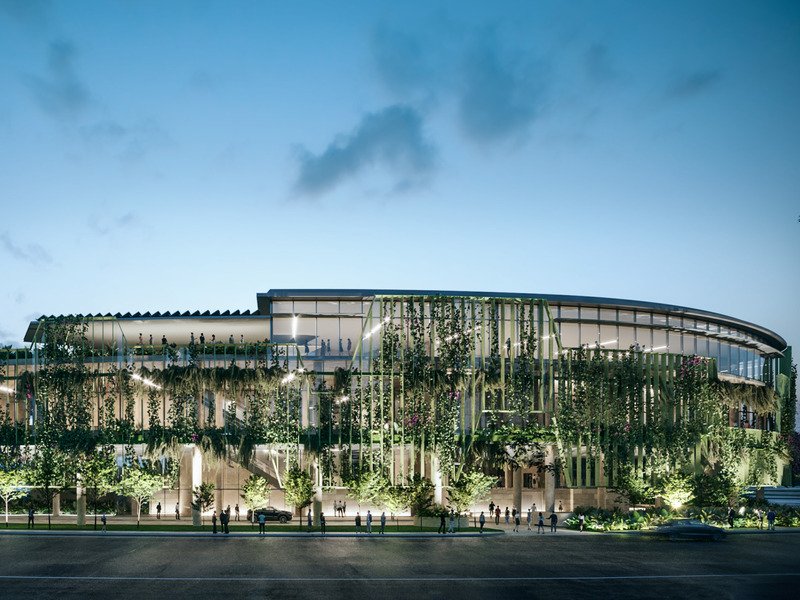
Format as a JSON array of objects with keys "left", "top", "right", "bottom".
[{"left": 0, "top": 573, "right": 798, "bottom": 583}]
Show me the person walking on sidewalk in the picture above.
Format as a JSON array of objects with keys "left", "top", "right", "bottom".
[
  {"left": 526, "top": 509, "right": 532, "bottom": 531},
  {"left": 494, "top": 507, "right": 500, "bottom": 525},
  {"left": 320, "top": 512, "right": 326, "bottom": 535},
  {"left": 448, "top": 511, "right": 455, "bottom": 533},
  {"left": 537, "top": 512, "right": 545, "bottom": 534},
  {"left": 366, "top": 510, "right": 373, "bottom": 534},
  {"left": 504, "top": 507, "right": 510, "bottom": 526},
  {"left": 479, "top": 511, "right": 486, "bottom": 533},
  {"left": 549, "top": 511, "right": 558, "bottom": 533},
  {"left": 156, "top": 502, "right": 161, "bottom": 519},
  {"left": 438, "top": 512, "right": 446, "bottom": 534},
  {"left": 212, "top": 511, "right": 218, "bottom": 534},
  {"left": 235, "top": 503, "right": 240, "bottom": 521},
  {"left": 175, "top": 502, "right": 180, "bottom": 520},
  {"left": 27, "top": 507, "right": 34, "bottom": 529},
  {"left": 513, "top": 513, "right": 520, "bottom": 532},
  {"left": 578, "top": 513, "right": 585, "bottom": 532},
  {"left": 307, "top": 509, "right": 313, "bottom": 530},
  {"left": 258, "top": 511, "right": 266, "bottom": 534},
  {"left": 380, "top": 511, "right": 386, "bottom": 534},
  {"left": 767, "top": 509, "right": 776, "bottom": 531},
  {"left": 101, "top": 513, "right": 107, "bottom": 532}
]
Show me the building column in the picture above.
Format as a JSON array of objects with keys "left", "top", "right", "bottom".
[
  {"left": 432, "top": 455, "right": 443, "bottom": 505},
  {"left": 76, "top": 475, "right": 86, "bottom": 527},
  {"left": 52, "top": 492, "right": 60, "bottom": 517},
  {"left": 512, "top": 468, "right": 523, "bottom": 514},
  {"left": 544, "top": 444, "right": 556, "bottom": 513}
]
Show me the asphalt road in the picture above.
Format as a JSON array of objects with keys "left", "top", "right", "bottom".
[{"left": 0, "top": 532, "right": 798, "bottom": 600}]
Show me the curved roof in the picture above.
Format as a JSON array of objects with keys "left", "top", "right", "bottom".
[{"left": 260, "top": 289, "right": 787, "bottom": 353}]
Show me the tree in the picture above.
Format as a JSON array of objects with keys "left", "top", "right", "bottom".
[
  {"left": 0, "top": 467, "right": 28, "bottom": 527},
  {"left": 118, "top": 466, "right": 164, "bottom": 528},
  {"left": 377, "top": 485, "right": 409, "bottom": 531},
  {"left": 240, "top": 474, "right": 271, "bottom": 518},
  {"left": 657, "top": 471, "right": 694, "bottom": 510},
  {"left": 283, "top": 466, "right": 314, "bottom": 514},
  {"left": 447, "top": 471, "right": 496, "bottom": 514},
  {"left": 345, "top": 471, "right": 389, "bottom": 507},
  {"left": 28, "top": 443, "right": 75, "bottom": 530},
  {"left": 79, "top": 445, "right": 117, "bottom": 530},
  {"left": 191, "top": 482, "right": 216, "bottom": 526},
  {"left": 406, "top": 475, "right": 434, "bottom": 517}
]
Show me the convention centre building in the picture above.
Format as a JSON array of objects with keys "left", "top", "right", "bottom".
[{"left": 1, "top": 289, "right": 794, "bottom": 517}]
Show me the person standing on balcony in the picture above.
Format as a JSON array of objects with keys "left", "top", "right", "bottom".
[{"left": 200, "top": 333, "right": 205, "bottom": 345}]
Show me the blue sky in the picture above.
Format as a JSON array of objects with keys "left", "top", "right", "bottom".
[{"left": 0, "top": 0, "right": 798, "bottom": 351}]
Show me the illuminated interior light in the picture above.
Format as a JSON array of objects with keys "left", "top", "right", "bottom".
[
  {"left": 131, "top": 373, "right": 162, "bottom": 390},
  {"left": 291, "top": 315, "right": 298, "bottom": 339},
  {"left": 644, "top": 345, "right": 668, "bottom": 353},
  {"left": 281, "top": 372, "right": 296, "bottom": 384},
  {"left": 0, "top": 385, "right": 15, "bottom": 394}
]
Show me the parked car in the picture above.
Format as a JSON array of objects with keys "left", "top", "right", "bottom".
[
  {"left": 653, "top": 519, "right": 726, "bottom": 541},
  {"left": 253, "top": 507, "right": 293, "bottom": 524}
]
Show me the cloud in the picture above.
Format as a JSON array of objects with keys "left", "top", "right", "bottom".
[
  {"left": 665, "top": 69, "right": 722, "bottom": 99},
  {"left": 294, "top": 104, "right": 436, "bottom": 196},
  {"left": 585, "top": 44, "right": 617, "bottom": 84},
  {"left": 371, "top": 25, "right": 440, "bottom": 98},
  {"left": 88, "top": 212, "right": 137, "bottom": 236},
  {"left": 457, "top": 36, "right": 544, "bottom": 144},
  {"left": 80, "top": 119, "right": 172, "bottom": 161},
  {"left": 0, "top": 0, "right": 50, "bottom": 27},
  {"left": 0, "top": 232, "right": 52, "bottom": 265},
  {"left": 25, "top": 39, "right": 90, "bottom": 119}
]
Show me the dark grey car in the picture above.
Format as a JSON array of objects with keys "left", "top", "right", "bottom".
[
  {"left": 254, "top": 507, "right": 293, "bottom": 524},
  {"left": 654, "top": 519, "right": 726, "bottom": 541}
]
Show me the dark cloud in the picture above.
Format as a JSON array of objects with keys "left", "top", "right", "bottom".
[
  {"left": 80, "top": 119, "right": 172, "bottom": 161},
  {"left": 294, "top": 105, "right": 436, "bottom": 196},
  {"left": 25, "top": 40, "right": 90, "bottom": 119},
  {"left": 0, "top": 232, "right": 52, "bottom": 265},
  {"left": 0, "top": 0, "right": 50, "bottom": 27},
  {"left": 371, "top": 25, "right": 438, "bottom": 97},
  {"left": 665, "top": 69, "right": 722, "bottom": 99},
  {"left": 457, "top": 37, "right": 544, "bottom": 143},
  {"left": 585, "top": 44, "right": 617, "bottom": 83},
  {"left": 88, "top": 212, "right": 137, "bottom": 236}
]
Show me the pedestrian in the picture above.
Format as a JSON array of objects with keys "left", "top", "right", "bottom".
[
  {"left": 229, "top": 334, "right": 234, "bottom": 345},
  {"left": 221, "top": 508, "right": 230, "bottom": 534},
  {"left": 342, "top": 501, "right": 346, "bottom": 516},
  {"left": 512, "top": 507, "right": 517, "bottom": 520},
  {"left": 258, "top": 511, "right": 266, "bottom": 534},
  {"left": 537, "top": 512, "right": 545, "bottom": 534},
  {"left": 200, "top": 333, "right": 205, "bottom": 345},
  {"left": 578, "top": 513, "right": 585, "bottom": 532},
  {"left": 448, "top": 510, "right": 455, "bottom": 533},
  {"left": 526, "top": 509, "right": 532, "bottom": 531},
  {"left": 212, "top": 511, "right": 218, "bottom": 534},
  {"left": 479, "top": 511, "right": 486, "bottom": 533},
  {"left": 308, "top": 509, "right": 313, "bottom": 530},
  {"left": 504, "top": 507, "right": 510, "bottom": 525},
  {"left": 27, "top": 507, "right": 34, "bottom": 529},
  {"left": 101, "top": 513, "right": 107, "bottom": 532},
  {"left": 489, "top": 501, "right": 495, "bottom": 516},
  {"left": 756, "top": 508, "right": 764, "bottom": 529},
  {"left": 320, "top": 512, "right": 326, "bottom": 535},
  {"left": 347, "top": 338, "right": 352, "bottom": 352},
  {"left": 175, "top": 502, "right": 180, "bottom": 520},
  {"left": 514, "top": 513, "right": 520, "bottom": 532},
  {"left": 380, "top": 511, "right": 386, "bottom": 534},
  {"left": 494, "top": 507, "right": 500, "bottom": 525},
  {"left": 532, "top": 502, "right": 537, "bottom": 514},
  {"left": 767, "top": 509, "right": 776, "bottom": 531},
  {"left": 558, "top": 501, "right": 563, "bottom": 512},
  {"left": 355, "top": 512, "right": 362, "bottom": 534},
  {"left": 339, "top": 338, "right": 344, "bottom": 353},
  {"left": 366, "top": 510, "right": 373, "bottom": 534},
  {"left": 438, "top": 511, "right": 446, "bottom": 534},
  {"left": 156, "top": 502, "right": 161, "bottom": 519},
  {"left": 549, "top": 511, "right": 558, "bottom": 533},
  {"left": 162, "top": 335, "right": 168, "bottom": 346},
  {"left": 727, "top": 507, "right": 736, "bottom": 528},
  {"left": 235, "top": 503, "right": 240, "bottom": 521}
]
